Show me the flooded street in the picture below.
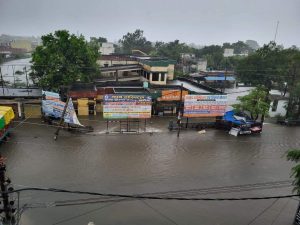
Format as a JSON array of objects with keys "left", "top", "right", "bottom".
[{"left": 1, "top": 118, "right": 299, "bottom": 225}]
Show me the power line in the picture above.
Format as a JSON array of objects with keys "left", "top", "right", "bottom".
[
  {"left": 141, "top": 200, "right": 180, "bottom": 225},
  {"left": 246, "top": 199, "right": 279, "bottom": 225},
  {"left": 52, "top": 202, "right": 117, "bottom": 225},
  {"left": 8, "top": 187, "right": 300, "bottom": 201},
  {"left": 270, "top": 198, "right": 290, "bottom": 225},
  {"left": 21, "top": 180, "right": 293, "bottom": 209}
]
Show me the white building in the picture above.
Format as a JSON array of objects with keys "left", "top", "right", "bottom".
[
  {"left": 268, "top": 90, "right": 288, "bottom": 117},
  {"left": 223, "top": 48, "right": 234, "bottom": 57},
  {"left": 99, "top": 42, "right": 114, "bottom": 55},
  {"left": 197, "top": 59, "right": 207, "bottom": 71}
]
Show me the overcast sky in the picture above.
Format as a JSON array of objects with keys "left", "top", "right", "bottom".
[{"left": 0, "top": 0, "right": 299, "bottom": 47}]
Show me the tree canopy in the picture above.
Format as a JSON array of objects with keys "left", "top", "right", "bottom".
[
  {"left": 236, "top": 42, "right": 289, "bottom": 89},
  {"left": 118, "top": 29, "right": 153, "bottom": 54},
  {"left": 232, "top": 86, "right": 270, "bottom": 120},
  {"left": 151, "top": 40, "right": 193, "bottom": 61},
  {"left": 89, "top": 36, "right": 107, "bottom": 48},
  {"left": 30, "top": 30, "right": 99, "bottom": 90}
]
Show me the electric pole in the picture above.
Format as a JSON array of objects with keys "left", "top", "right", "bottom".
[
  {"left": 274, "top": 21, "right": 279, "bottom": 43},
  {"left": 0, "top": 154, "right": 16, "bottom": 225}
]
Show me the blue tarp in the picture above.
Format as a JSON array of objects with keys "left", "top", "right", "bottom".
[
  {"left": 223, "top": 110, "right": 254, "bottom": 125},
  {"left": 205, "top": 76, "right": 235, "bottom": 81}
]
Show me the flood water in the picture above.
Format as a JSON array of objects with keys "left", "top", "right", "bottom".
[
  {"left": 0, "top": 58, "right": 32, "bottom": 85},
  {"left": 2, "top": 118, "right": 300, "bottom": 225}
]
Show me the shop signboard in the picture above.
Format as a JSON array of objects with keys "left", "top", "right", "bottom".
[
  {"left": 42, "top": 91, "right": 82, "bottom": 125},
  {"left": 159, "top": 90, "right": 189, "bottom": 101},
  {"left": 183, "top": 95, "right": 227, "bottom": 117},
  {"left": 103, "top": 94, "right": 152, "bottom": 119}
]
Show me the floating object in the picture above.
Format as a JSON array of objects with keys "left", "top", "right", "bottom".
[
  {"left": 198, "top": 130, "right": 206, "bottom": 134},
  {"left": 229, "top": 128, "right": 239, "bottom": 136}
]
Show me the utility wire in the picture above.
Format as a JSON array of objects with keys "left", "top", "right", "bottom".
[
  {"left": 52, "top": 201, "right": 117, "bottom": 225},
  {"left": 21, "top": 180, "right": 293, "bottom": 209},
  {"left": 8, "top": 187, "right": 300, "bottom": 201},
  {"left": 246, "top": 199, "right": 279, "bottom": 225},
  {"left": 141, "top": 200, "right": 181, "bottom": 225},
  {"left": 270, "top": 198, "right": 290, "bottom": 225}
]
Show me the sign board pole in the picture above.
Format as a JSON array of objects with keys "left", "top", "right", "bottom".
[
  {"left": 106, "top": 120, "right": 109, "bottom": 134},
  {"left": 54, "top": 97, "right": 70, "bottom": 140},
  {"left": 177, "top": 83, "right": 183, "bottom": 138}
]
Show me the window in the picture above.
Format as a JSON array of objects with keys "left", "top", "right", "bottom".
[
  {"left": 272, "top": 100, "right": 278, "bottom": 112},
  {"left": 152, "top": 72, "right": 159, "bottom": 81}
]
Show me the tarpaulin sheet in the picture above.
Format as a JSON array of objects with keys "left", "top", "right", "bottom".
[
  {"left": 0, "top": 106, "right": 15, "bottom": 125},
  {"left": 0, "top": 115, "right": 5, "bottom": 129}
]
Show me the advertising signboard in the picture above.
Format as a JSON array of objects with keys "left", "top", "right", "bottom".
[
  {"left": 42, "top": 91, "right": 82, "bottom": 125},
  {"left": 159, "top": 90, "right": 189, "bottom": 101},
  {"left": 183, "top": 95, "right": 227, "bottom": 117},
  {"left": 103, "top": 94, "right": 152, "bottom": 119}
]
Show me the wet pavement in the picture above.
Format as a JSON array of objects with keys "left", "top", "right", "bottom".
[{"left": 1, "top": 117, "right": 300, "bottom": 225}]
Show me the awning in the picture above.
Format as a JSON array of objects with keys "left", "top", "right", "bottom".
[{"left": 205, "top": 76, "right": 235, "bottom": 81}]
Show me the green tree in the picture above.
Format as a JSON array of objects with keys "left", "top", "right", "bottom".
[
  {"left": 232, "top": 86, "right": 270, "bottom": 120},
  {"left": 119, "top": 29, "right": 153, "bottom": 54},
  {"left": 236, "top": 42, "right": 287, "bottom": 90},
  {"left": 152, "top": 40, "right": 193, "bottom": 61},
  {"left": 286, "top": 82, "right": 300, "bottom": 119},
  {"left": 287, "top": 149, "right": 300, "bottom": 194},
  {"left": 194, "top": 45, "right": 224, "bottom": 70},
  {"left": 89, "top": 36, "right": 107, "bottom": 48},
  {"left": 30, "top": 30, "right": 99, "bottom": 90}
]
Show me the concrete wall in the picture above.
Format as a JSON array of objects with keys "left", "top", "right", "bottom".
[
  {"left": 167, "top": 64, "right": 175, "bottom": 80},
  {"left": 97, "top": 60, "right": 137, "bottom": 67}
]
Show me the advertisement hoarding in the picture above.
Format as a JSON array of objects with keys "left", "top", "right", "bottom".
[
  {"left": 159, "top": 90, "right": 189, "bottom": 101},
  {"left": 183, "top": 95, "right": 227, "bottom": 117},
  {"left": 42, "top": 91, "right": 82, "bottom": 126},
  {"left": 103, "top": 94, "right": 152, "bottom": 119}
]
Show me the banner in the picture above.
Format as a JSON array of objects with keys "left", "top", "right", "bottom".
[
  {"left": 158, "top": 90, "right": 189, "bottom": 101},
  {"left": 42, "top": 91, "right": 83, "bottom": 126},
  {"left": 103, "top": 94, "right": 152, "bottom": 119},
  {"left": 183, "top": 95, "right": 227, "bottom": 117}
]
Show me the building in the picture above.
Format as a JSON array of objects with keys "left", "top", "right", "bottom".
[
  {"left": 97, "top": 55, "right": 176, "bottom": 85},
  {"left": 10, "top": 40, "right": 32, "bottom": 52},
  {"left": 268, "top": 90, "right": 288, "bottom": 117},
  {"left": 223, "top": 48, "right": 234, "bottom": 57},
  {"left": 139, "top": 58, "right": 176, "bottom": 85},
  {"left": 196, "top": 59, "right": 207, "bottom": 71},
  {"left": 99, "top": 42, "right": 115, "bottom": 55}
]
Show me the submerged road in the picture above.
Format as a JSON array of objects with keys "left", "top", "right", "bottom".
[{"left": 1, "top": 117, "right": 300, "bottom": 225}]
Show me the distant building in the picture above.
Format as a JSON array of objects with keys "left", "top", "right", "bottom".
[
  {"left": 235, "top": 50, "right": 249, "bottom": 57},
  {"left": 196, "top": 59, "right": 207, "bottom": 71},
  {"left": 224, "top": 48, "right": 248, "bottom": 57},
  {"left": 10, "top": 40, "right": 32, "bottom": 52},
  {"left": 223, "top": 48, "right": 234, "bottom": 57},
  {"left": 99, "top": 42, "right": 115, "bottom": 55},
  {"left": 181, "top": 53, "right": 195, "bottom": 60}
]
